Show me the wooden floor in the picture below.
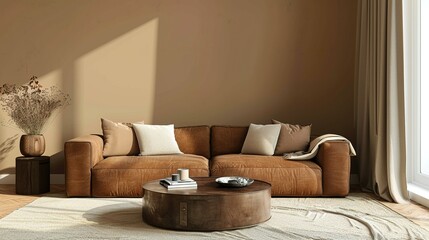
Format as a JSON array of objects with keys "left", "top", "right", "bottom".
[
  {"left": 0, "top": 185, "right": 65, "bottom": 219},
  {"left": 380, "top": 198, "right": 429, "bottom": 231},
  {"left": 1, "top": 184, "right": 429, "bottom": 231}
]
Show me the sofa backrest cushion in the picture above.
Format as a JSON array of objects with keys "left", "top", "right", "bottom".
[
  {"left": 174, "top": 126, "right": 211, "bottom": 159},
  {"left": 211, "top": 126, "right": 249, "bottom": 157}
]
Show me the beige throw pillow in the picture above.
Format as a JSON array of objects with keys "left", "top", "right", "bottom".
[
  {"left": 132, "top": 123, "right": 183, "bottom": 156},
  {"left": 101, "top": 118, "right": 142, "bottom": 157},
  {"left": 272, "top": 119, "right": 311, "bottom": 155},
  {"left": 241, "top": 123, "right": 281, "bottom": 156}
]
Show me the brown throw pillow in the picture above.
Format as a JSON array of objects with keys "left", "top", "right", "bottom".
[
  {"left": 101, "top": 118, "right": 142, "bottom": 157},
  {"left": 272, "top": 119, "right": 311, "bottom": 155}
]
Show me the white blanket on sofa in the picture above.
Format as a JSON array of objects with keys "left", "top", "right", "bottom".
[{"left": 283, "top": 134, "right": 356, "bottom": 160}]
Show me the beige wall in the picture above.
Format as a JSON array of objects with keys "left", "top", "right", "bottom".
[{"left": 0, "top": 0, "right": 358, "bottom": 174}]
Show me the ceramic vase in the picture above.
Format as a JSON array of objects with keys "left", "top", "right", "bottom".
[{"left": 20, "top": 134, "right": 45, "bottom": 157}]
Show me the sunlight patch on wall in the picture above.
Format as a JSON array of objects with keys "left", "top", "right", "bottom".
[{"left": 74, "top": 18, "right": 159, "bottom": 136}]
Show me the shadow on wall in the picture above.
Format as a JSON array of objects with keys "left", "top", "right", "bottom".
[
  {"left": 0, "top": 167, "right": 15, "bottom": 174},
  {"left": 0, "top": 0, "right": 160, "bottom": 173},
  {"left": 50, "top": 151, "right": 65, "bottom": 174},
  {"left": 0, "top": 134, "right": 18, "bottom": 163},
  {"left": 0, "top": 0, "right": 358, "bottom": 174}
]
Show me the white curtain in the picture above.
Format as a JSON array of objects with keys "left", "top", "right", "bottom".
[{"left": 355, "top": 0, "right": 409, "bottom": 203}]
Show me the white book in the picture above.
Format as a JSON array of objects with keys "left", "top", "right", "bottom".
[
  {"left": 160, "top": 181, "right": 197, "bottom": 190},
  {"left": 159, "top": 178, "right": 196, "bottom": 186}
]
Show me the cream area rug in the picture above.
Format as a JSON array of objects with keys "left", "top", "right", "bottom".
[{"left": 0, "top": 193, "right": 428, "bottom": 240}]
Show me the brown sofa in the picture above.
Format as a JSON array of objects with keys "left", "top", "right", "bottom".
[{"left": 65, "top": 125, "right": 351, "bottom": 197}]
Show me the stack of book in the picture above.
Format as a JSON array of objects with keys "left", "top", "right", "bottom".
[{"left": 159, "top": 178, "right": 197, "bottom": 190}]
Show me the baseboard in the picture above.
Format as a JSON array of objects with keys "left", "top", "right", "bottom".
[
  {"left": 0, "top": 174, "right": 65, "bottom": 184},
  {"left": 408, "top": 183, "right": 429, "bottom": 208}
]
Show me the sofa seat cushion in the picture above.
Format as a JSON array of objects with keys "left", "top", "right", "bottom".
[
  {"left": 91, "top": 154, "right": 209, "bottom": 197},
  {"left": 210, "top": 154, "right": 322, "bottom": 196}
]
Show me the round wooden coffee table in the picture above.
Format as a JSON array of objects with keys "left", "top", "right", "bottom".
[{"left": 142, "top": 177, "right": 271, "bottom": 231}]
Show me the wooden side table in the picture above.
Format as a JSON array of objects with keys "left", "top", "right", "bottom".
[{"left": 16, "top": 156, "right": 50, "bottom": 195}]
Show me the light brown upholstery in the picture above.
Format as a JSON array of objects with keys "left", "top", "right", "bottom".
[
  {"left": 210, "top": 126, "right": 351, "bottom": 197},
  {"left": 64, "top": 125, "right": 351, "bottom": 197},
  {"left": 175, "top": 126, "right": 210, "bottom": 159},
  {"left": 65, "top": 135, "right": 104, "bottom": 197},
  {"left": 92, "top": 154, "right": 209, "bottom": 197},
  {"left": 315, "top": 141, "right": 351, "bottom": 196},
  {"left": 65, "top": 126, "right": 211, "bottom": 197},
  {"left": 211, "top": 126, "right": 248, "bottom": 157},
  {"left": 210, "top": 154, "right": 322, "bottom": 196}
]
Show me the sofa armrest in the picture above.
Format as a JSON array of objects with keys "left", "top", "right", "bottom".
[
  {"left": 65, "top": 135, "right": 104, "bottom": 197},
  {"left": 315, "top": 141, "right": 351, "bottom": 196}
]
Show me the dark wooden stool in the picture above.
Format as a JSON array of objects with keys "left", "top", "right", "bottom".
[{"left": 16, "top": 156, "right": 50, "bottom": 195}]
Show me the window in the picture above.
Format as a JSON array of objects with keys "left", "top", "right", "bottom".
[
  {"left": 405, "top": 0, "right": 429, "bottom": 207},
  {"left": 421, "top": 0, "right": 429, "bottom": 176}
]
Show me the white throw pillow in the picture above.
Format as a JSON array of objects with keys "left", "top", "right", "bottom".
[
  {"left": 241, "top": 123, "right": 281, "bottom": 156},
  {"left": 132, "top": 123, "right": 183, "bottom": 156}
]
